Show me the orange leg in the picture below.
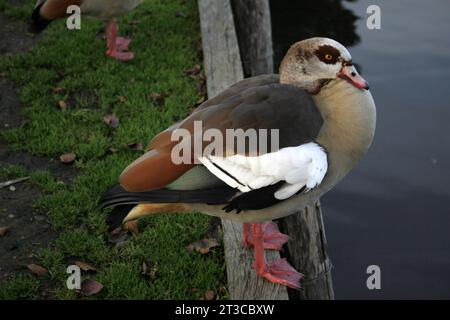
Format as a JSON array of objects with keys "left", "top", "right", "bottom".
[
  {"left": 243, "top": 221, "right": 290, "bottom": 251},
  {"left": 105, "top": 20, "right": 135, "bottom": 61},
  {"left": 249, "top": 223, "right": 304, "bottom": 289}
]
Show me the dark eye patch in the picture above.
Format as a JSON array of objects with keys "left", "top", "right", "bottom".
[{"left": 315, "top": 45, "right": 341, "bottom": 64}]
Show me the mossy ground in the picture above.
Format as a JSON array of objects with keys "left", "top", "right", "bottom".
[{"left": 0, "top": 0, "right": 226, "bottom": 299}]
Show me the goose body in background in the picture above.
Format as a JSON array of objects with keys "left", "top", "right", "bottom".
[
  {"left": 31, "top": 0, "right": 143, "bottom": 61},
  {"left": 100, "top": 38, "right": 377, "bottom": 288}
]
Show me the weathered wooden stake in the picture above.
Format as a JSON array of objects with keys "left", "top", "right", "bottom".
[
  {"left": 199, "top": 0, "right": 334, "bottom": 300},
  {"left": 279, "top": 203, "right": 335, "bottom": 299},
  {"left": 231, "top": 0, "right": 274, "bottom": 77}
]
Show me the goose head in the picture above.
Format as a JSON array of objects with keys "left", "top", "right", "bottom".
[{"left": 279, "top": 37, "right": 369, "bottom": 94}]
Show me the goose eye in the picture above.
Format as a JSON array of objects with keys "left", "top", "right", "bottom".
[{"left": 325, "top": 54, "right": 333, "bottom": 61}]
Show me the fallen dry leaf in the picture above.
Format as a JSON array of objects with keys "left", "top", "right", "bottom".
[
  {"left": 77, "top": 279, "right": 103, "bottom": 296},
  {"left": 175, "top": 11, "right": 187, "bottom": 18},
  {"left": 124, "top": 220, "right": 139, "bottom": 235},
  {"left": 108, "top": 227, "right": 130, "bottom": 245},
  {"left": 0, "top": 226, "right": 9, "bottom": 237},
  {"left": 149, "top": 92, "right": 171, "bottom": 107},
  {"left": 108, "top": 147, "right": 119, "bottom": 154},
  {"left": 204, "top": 290, "right": 216, "bottom": 300},
  {"left": 53, "top": 87, "right": 65, "bottom": 93},
  {"left": 110, "top": 227, "right": 122, "bottom": 236},
  {"left": 58, "top": 100, "right": 67, "bottom": 111},
  {"left": 196, "top": 97, "right": 206, "bottom": 105},
  {"left": 27, "top": 264, "right": 47, "bottom": 276},
  {"left": 183, "top": 64, "right": 201, "bottom": 76},
  {"left": 74, "top": 260, "right": 96, "bottom": 272},
  {"left": 118, "top": 96, "right": 126, "bottom": 103},
  {"left": 196, "top": 81, "right": 206, "bottom": 95},
  {"left": 149, "top": 92, "right": 163, "bottom": 101},
  {"left": 127, "top": 142, "right": 144, "bottom": 151},
  {"left": 60, "top": 152, "right": 76, "bottom": 164},
  {"left": 142, "top": 260, "right": 158, "bottom": 280},
  {"left": 187, "top": 238, "right": 220, "bottom": 254},
  {"left": 103, "top": 114, "right": 119, "bottom": 129}
]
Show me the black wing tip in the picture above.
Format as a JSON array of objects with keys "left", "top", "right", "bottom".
[
  {"left": 29, "top": 3, "right": 52, "bottom": 34},
  {"left": 99, "top": 185, "right": 132, "bottom": 230},
  {"left": 106, "top": 204, "right": 135, "bottom": 231},
  {"left": 98, "top": 185, "right": 128, "bottom": 209}
]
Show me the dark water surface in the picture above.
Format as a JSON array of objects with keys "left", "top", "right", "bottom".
[{"left": 271, "top": 0, "right": 450, "bottom": 299}]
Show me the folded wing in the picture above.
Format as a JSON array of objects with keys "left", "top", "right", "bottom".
[{"left": 119, "top": 75, "right": 327, "bottom": 200}]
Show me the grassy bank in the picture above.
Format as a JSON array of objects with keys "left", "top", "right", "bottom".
[{"left": 0, "top": 0, "right": 226, "bottom": 299}]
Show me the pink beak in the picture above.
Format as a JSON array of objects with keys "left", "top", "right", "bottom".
[{"left": 338, "top": 65, "right": 370, "bottom": 90}]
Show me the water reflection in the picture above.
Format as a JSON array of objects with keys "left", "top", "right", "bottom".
[
  {"left": 270, "top": 0, "right": 360, "bottom": 70},
  {"left": 271, "top": 0, "right": 450, "bottom": 299}
]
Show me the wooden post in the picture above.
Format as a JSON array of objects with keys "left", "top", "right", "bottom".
[
  {"left": 278, "top": 203, "right": 335, "bottom": 299},
  {"left": 198, "top": 0, "right": 334, "bottom": 300},
  {"left": 231, "top": 0, "right": 274, "bottom": 77}
]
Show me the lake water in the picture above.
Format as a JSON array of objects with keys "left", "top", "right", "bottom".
[{"left": 271, "top": 0, "right": 450, "bottom": 299}]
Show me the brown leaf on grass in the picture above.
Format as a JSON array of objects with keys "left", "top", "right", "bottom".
[
  {"left": 108, "top": 147, "right": 118, "bottom": 154},
  {"left": 60, "top": 152, "right": 76, "bottom": 164},
  {"left": 186, "top": 238, "right": 220, "bottom": 254},
  {"left": 118, "top": 96, "right": 126, "bottom": 103},
  {"left": 175, "top": 11, "right": 187, "bottom": 18},
  {"left": 110, "top": 227, "right": 123, "bottom": 236},
  {"left": 53, "top": 87, "right": 65, "bottom": 93},
  {"left": 196, "top": 97, "right": 206, "bottom": 105},
  {"left": 127, "top": 142, "right": 144, "bottom": 151},
  {"left": 142, "top": 260, "right": 158, "bottom": 280},
  {"left": 0, "top": 226, "right": 10, "bottom": 237},
  {"left": 27, "top": 264, "right": 47, "bottom": 276},
  {"left": 58, "top": 100, "right": 67, "bottom": 111},
  {"left": 149, "top": 92, "right": 172, "bottom": 108},
  {"left": 124, "top": 220, "right": 139, "bottom": 235},
  {"left": 149, "top": 92, "right": 163, "bottom": 101},
  {"left": 74, "top": 260, "right": 96, "bottom": 272},
  {"left": 196, "top": 81, "right": 206, "bottom": 95},
  {"left": 183, "top": 64, "right": 201, "bottom": 76},
  {"left": 204, "top": 290, "right": 216, "bottom": 300},
  {"left": 108, "top": 227, "right": 130, "bottom": 245},
  {"left": 149, "top": 92, "right": 164, "bottom": 107},
  {"left": 77, "top": 279, "right": 103, "bottom": 296},
  {"left": 103, "top": 114, "right": 119, "bottom": 128}
]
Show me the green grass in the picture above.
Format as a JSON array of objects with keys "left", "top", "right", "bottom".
[
  {"left": 0, "top": 0, "right": 226, "bottom": 299},
  {"left": 0, "top": 275, "right": 40, "bottom": 300}
]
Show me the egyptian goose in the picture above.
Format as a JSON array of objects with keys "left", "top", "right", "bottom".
[
  {"left": 30, "top": 0, "right": 142, "bottom": 60},
  {"left": 100, "top": 38, "right": 376, "bottom": 289}
]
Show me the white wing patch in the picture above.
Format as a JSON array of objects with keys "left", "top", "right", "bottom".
[{"left": 198, "top": 142, "right": 328, "bottom": 200}]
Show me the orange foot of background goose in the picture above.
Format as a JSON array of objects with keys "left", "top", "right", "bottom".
[
  {"left": 105, "top": 19, "right": 135, "bottom": 61},
  {"left": 30, "top": 0, "right": 142, "bottom": 61}
]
